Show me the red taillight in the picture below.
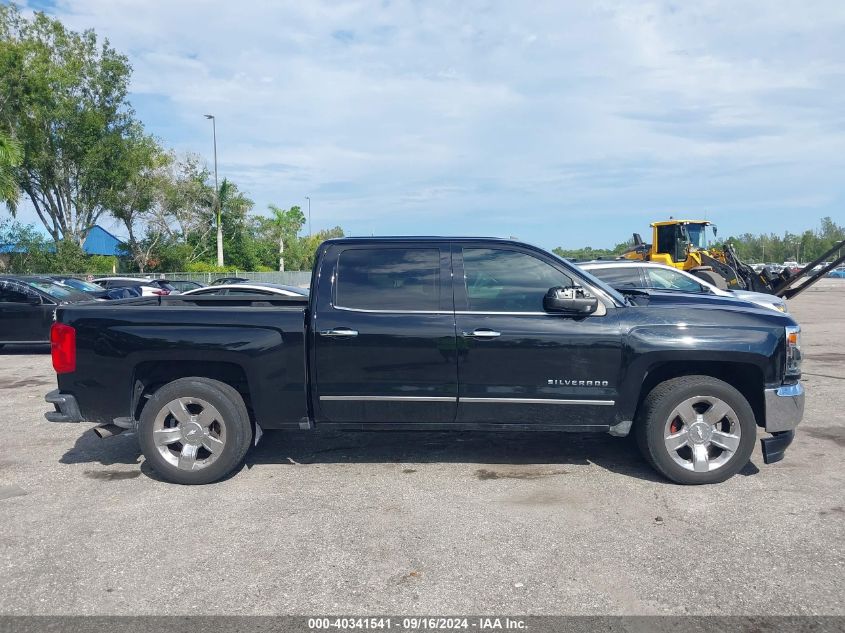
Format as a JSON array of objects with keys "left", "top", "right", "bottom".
[{"left": 50, "top": 323, "right": 76, "bottom": 374}]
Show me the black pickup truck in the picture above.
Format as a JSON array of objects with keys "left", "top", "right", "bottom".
[{"left": 44, "top": 237, "right": 804, "bottom": 485}]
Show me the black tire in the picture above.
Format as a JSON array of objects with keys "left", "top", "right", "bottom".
[
  {"left": 692, "top": 269, "right": 728, "bottom": 290},
  {"left": 138, "top": 377, "right": 252, "bottom": 485},
  {"left": 635, "top": 375, "right": 756, "bottom": 485}
]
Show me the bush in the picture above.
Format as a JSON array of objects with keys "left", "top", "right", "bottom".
[
  {"left": 87, "top": 255, "right": 118, "bottom": 274},
  {"left": 184, "top": 261, "right": 241, "bottom": 273}
]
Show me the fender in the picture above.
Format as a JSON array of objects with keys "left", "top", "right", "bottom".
[{"left": 615, "top": 321, "right": 785, "bottom": 422}]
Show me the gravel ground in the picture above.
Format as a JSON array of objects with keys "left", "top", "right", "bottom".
[{"left": 0, "top": 280, "right": 843, "bottom": 616}]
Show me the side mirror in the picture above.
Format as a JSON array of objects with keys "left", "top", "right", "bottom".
[
  {"left": 27, "top": 294, "right": 42, "bottom": 306},
  {"left": 543, "top": 286, "right": 599, "bottom": 316}
]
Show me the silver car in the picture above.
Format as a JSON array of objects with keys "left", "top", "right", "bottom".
[{"left": 579, "top": 260, "right": 789, "bottom": 314}]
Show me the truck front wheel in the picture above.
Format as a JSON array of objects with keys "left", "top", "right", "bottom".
[
  {"left": 138, "top": 377, "right": 253, "bottom": 485},
  {"left": 635, "top": 376, "right": 756, "bottom": 484}
]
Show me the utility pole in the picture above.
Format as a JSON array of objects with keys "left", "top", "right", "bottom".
[
  {"left": 305, "top": 196, "right": 312, "bottom": 237},
  {"left": 204, "top": 114, "right": 222, "bottom": 266}
]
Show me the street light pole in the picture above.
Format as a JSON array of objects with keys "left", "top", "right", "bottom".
[
  {"left": 204, "top": 114, "right": 222, "bottom": 267},
  {"left": 305, "top": 196, "right": 312, "bottom": 237}
]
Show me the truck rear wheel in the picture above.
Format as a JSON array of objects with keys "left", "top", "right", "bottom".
[
  {"left": 635, "top": 375, "right": 756, "bottom": 484},
  {"left": 138, "top": 377, "right": 252, "bottom": 485}
]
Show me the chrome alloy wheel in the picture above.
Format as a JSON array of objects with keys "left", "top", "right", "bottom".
[
  {"left": 153, "top": 397, "right": 227, "bottom": 472},
  {"left": 663, "top": 395, "right": 742, "bottom": 473}
]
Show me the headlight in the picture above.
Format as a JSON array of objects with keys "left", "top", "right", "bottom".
[{"left": 785, "top": 325, "right": 801, "bottom": 378}]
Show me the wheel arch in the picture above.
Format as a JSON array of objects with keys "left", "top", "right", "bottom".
[
  {"left": 631, "top": 361, "right": 765, "bottom": 429},
  {"left": 132, "top": 361, "right": 252, "bottom": 423}
]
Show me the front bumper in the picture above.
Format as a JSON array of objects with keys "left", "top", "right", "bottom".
[
  {"left": 764, "top": 382, "right": 804, "bottom": 432},
  {"left": 44, "top": 389, "right": 83, "bottom": 423},
  {"left": 759, "top": 382, "right": 804, "bottom": 465},
  {"left": 761, "top": 430, "right": 795, "bottom": 465}
]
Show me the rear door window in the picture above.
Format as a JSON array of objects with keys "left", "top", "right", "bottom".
[{"left": 335, "top": 248, "right": 441, "bottom": 311}]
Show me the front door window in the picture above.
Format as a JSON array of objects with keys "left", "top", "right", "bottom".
[{"left": 462, "top": 248, "right": 572, "bottom": 312}]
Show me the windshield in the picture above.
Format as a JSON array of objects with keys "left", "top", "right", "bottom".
[
  {"left": 59, "top": 278, "right": 103, "bottom": 293},
  {"left": 685, "top": 223, "right": 708, "bottom": 249},
  {"left": 645, "top": 268, "right": 705, "bottom": 293},
  {"left": 23, "top": 279, "right": 92, "bottom": 302}
]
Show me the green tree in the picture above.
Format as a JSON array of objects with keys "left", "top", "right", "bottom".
[
  {"left": 0, "top": 5, "right": 139, "bottom": 245},
  {"left": 215, "top": 179, "right": 254, "bottom": 269},
  {"left": 0, "top": 130, "right": 22, "bottom": 212},
  {"left": 159, "top": 154, "right": 215, "bottom": 265},
  {"left": 721, "top": 217, "right": 844, "bottom": 264},
  {"left": 264, "top": 204, "right": 306, "bottom": 271},
  {"left": 290, "top": 226, "right": 345, "bottom": 270},
  {"left": 0, "top": 218, "right": 51, "bottom": 272},
  {"left": 552, "top": 240, "right": 632, "bottom": 261},
  {"left": 107, "top": 133, "right": 170, "bottom": 272}
]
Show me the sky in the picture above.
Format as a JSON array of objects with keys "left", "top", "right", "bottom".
[{"left": 10, "top": 0, "right": 845, "bottom": 249}]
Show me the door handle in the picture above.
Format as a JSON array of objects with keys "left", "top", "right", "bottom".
[
  {"left": 319, "top": 327, "right": 359, "bottom": 337},
  {"left": 463, "top": 329, "right": 501, "bottom": 339}
]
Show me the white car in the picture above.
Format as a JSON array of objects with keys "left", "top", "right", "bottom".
[
  {"left": 181, "top": 283, "right": 308, "bottom": 297},
  {"left": 579, "top": 261, "right": 789, "bottom": 314},
  {"left": 92, "top": 277, "right": 175, "bottom": 296}
]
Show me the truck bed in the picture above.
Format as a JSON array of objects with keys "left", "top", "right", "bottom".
[{"left": 54, "top": 294, "right": 310, "bottom": 428}]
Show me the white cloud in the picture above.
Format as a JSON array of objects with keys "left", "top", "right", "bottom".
[{"left": 12, "top": 0, "right": 845, "bottom": 247}]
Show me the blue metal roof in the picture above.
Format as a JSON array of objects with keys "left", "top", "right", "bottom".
[
  {"left": 83, "top": 225, "right": 125, "bottom": 256},
  {"left": 0, "top": 244, "right": 28, "bottom": 254}
]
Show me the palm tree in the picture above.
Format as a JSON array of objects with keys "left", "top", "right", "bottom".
[
  {"left": 267, "top": 204, "right": 305, "bottom": 271},
  {"left": 0, "top": 131, "right": 22, "bottom": 213},
  {"left": 214, "top": 178, "right": 252, "bottom": 266}
]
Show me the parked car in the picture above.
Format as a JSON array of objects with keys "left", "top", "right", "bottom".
[
  {"left": 145, "top": 279, "right": 179, "bottom": 294},
  {"left": 828, "top": 267, "right": 845, "bottom": 279},
  {"left": 49, "top": 276, "right": 110, "bottom": 300},
  {"left": 181, "top": 283, "right": 308, "bottom": 297},
  {"left": 0, "top": 276, "right": 93, "bottom": 347},
  {"left": 165, "top": 280, "right": 205, "bottom": 293},
  {"left": 579, "top": 260, "right": 789, "bottom": 314},
  {"left": 104, "top": 286, "right": 144, "bottom": 300},
  {"left": 209, "top": 277, "right": 250, "bottom": 286},
  {"left": 44, "top": 237, "right": 803, "bottom": 486},
  {"left": 92, "top": 277, "right": 172, "bottom": 296}
]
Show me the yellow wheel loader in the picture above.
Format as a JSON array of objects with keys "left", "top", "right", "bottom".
[{"left": 621, "top": 218, "right": 845, "bottom": 299}]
